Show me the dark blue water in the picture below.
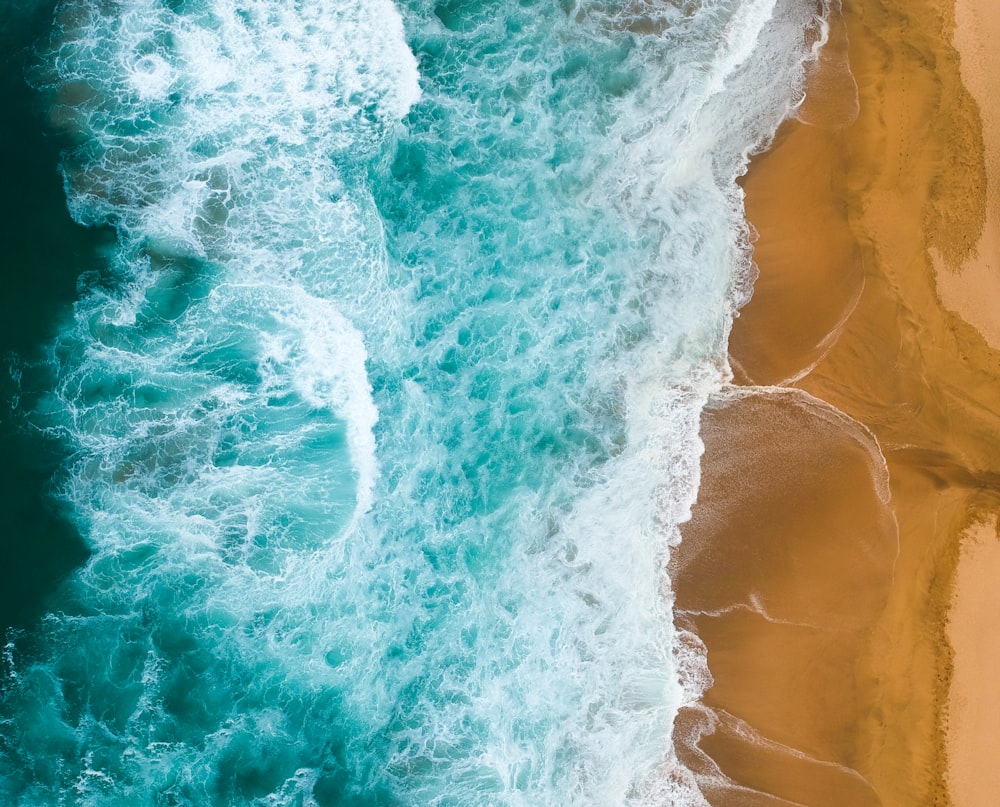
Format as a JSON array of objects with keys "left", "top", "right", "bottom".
[{"left": 0, "top": 0, "right": 115, "bottom": 633}]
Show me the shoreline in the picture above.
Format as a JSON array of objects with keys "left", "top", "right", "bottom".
[{"left": 673, "top": 0, "right": 1000, "bottom": 803}]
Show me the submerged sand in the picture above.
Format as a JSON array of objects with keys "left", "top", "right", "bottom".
[{"left": 673, "top": 0, "right": 1000, "bottom": 803}]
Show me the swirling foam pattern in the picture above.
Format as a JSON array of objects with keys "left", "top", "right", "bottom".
[{"left": 1, "top": 0, "right": 824, "bottom": 803}]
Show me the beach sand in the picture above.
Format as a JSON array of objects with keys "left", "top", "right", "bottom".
[
  {"left": 672, "top": 0, "right": 1000, "bottom": 803},
  {"left": 947, "top": 519, "right": 1000, "bottom": 807}
]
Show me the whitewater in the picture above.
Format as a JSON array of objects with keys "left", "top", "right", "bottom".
[{"left": 0, "top": 0, "right": 828, "bottom": 803}]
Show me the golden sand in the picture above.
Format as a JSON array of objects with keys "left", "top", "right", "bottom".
[
  {"left": 947, "top": 519, "right": 1000, "bottom": 807},
  {"left": 940, "top": 1, "right": 1000, "bottom": 804},
  {"left": 933, "top": 0, "right": 1000, "bottom": 351},
  {"left": 672, "top": 0, "right": 1000, "bottom": 803}
]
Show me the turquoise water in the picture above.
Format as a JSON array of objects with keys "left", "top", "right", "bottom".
[{"left": 1, "top": 0, "right": 826, "bottom": 803}]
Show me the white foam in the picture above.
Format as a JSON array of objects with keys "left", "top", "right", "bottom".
[
  {"left": 37, "top": 0, "right": 419, "bottom": 528},
  {"left": 8, "top": 0, "right": 834, "bottom": 802},
  {"left": 127, "top": 53, "right": 176, "bottom": 100},
  {"left": 256, "top": 284, "right": 380, "bottom": 518}
]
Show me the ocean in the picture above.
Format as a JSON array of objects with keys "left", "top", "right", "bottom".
[{"left": 0, "top": 0, "right": 826, "bottom": 803}]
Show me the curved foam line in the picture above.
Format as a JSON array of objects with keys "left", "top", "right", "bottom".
[
  {"left": 717, "top": 383, "right": 891, "bottom": 500},
  {"left": 715, "top": 382, "right": 903, "bottom": 575},
  {"left": 676, "top": 593, "right": 858, "bottom": 633},
  {"left": 714, "top": 706, "right": 881, "bottom": 792},
  {"left": 776, "top": 272, "right": 867, "bottom": 387}
]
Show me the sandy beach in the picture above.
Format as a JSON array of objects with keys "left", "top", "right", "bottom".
[{"left": 673, "top": 0, "right": 1000, "bottom": 803}]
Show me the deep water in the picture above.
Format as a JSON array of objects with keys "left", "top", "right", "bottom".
[
  {"left": 0, "top": 0, "right": 113, "bottom": 633},
  {"left": 0, "top": 0, "right": 827, "bottom": 804}
]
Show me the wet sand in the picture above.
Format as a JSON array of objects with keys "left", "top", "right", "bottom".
[{"left": 672, "top": 0, "right": 1000, "bottom": 804}]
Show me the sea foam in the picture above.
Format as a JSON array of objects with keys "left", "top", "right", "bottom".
[{"left": 3, "top": 0, "right": 827, "bottom": 803}]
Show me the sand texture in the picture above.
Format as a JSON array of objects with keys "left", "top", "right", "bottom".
[
  {"left": 947, "top": 520, "right": 1000, "bottom": 807},
  {"left": 933, "top": 0, "right": 1000, "bottom": 349},
  {"left": 673, "top": 0, "right": 1000, "bottom": 803}
]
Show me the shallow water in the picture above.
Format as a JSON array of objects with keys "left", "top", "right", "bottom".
[{"left": 1, "top": 0, "right": 826, "bottom": 803}]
